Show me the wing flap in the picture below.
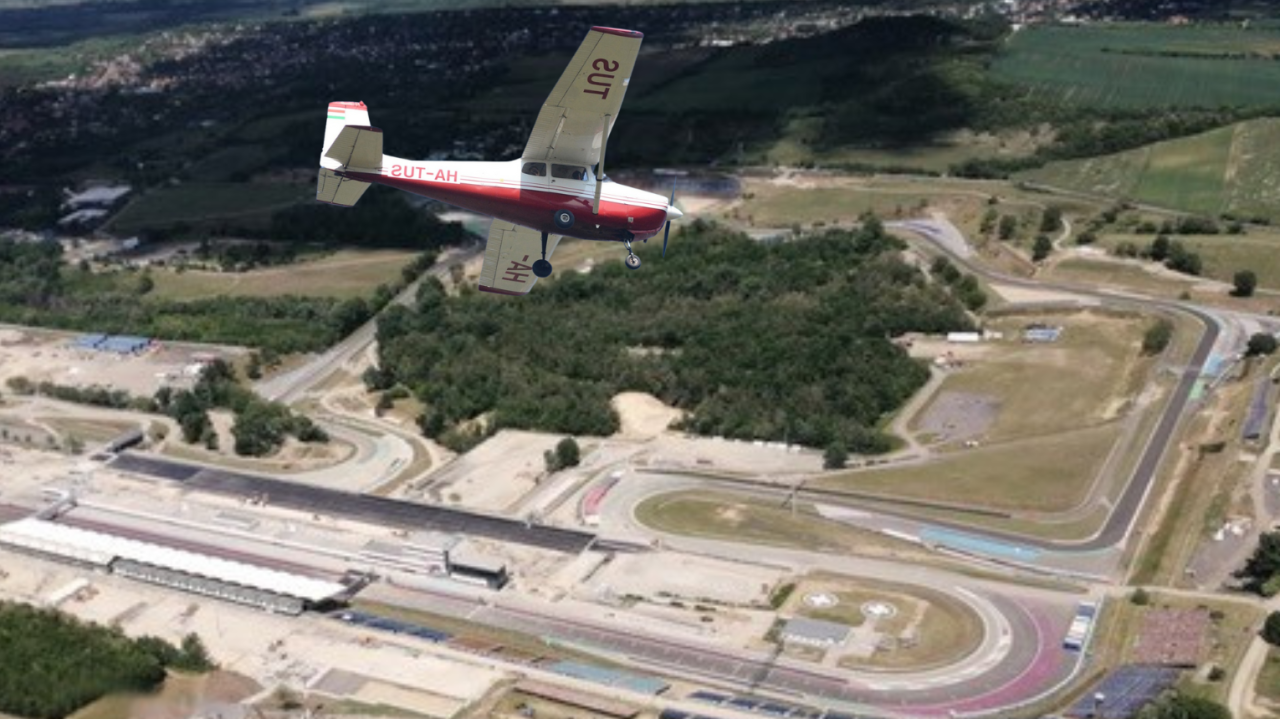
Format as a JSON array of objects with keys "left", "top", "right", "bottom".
[{"left": 478, "top": 222, "right": 562, "bottom": 296}]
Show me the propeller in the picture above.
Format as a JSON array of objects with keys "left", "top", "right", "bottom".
[{"left": 662, "top": 188, "right": 679, "bottom": 258}]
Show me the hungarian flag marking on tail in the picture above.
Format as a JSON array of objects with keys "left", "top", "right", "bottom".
[{"left": 328, "top": 105, "right": 345, "bottom": 120}]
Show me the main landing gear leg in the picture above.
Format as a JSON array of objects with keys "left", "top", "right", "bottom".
[
  {"left": 623, "top": 235, "right": 641, "bottom": 271},
  {"left": 532, "top": 231, "right": 552, "bottom": 278}
]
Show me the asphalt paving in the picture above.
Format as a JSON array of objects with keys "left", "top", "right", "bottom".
[{"left": 108, "top": 452, "right": 596, "bottom": 553}]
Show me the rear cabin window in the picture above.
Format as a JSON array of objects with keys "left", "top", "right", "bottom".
[
  {"left": 551, "top": 164, "right": 588, "bottom": 181},
  {"left": 521, "top": 162, "right": 546, "bottom": 177}
]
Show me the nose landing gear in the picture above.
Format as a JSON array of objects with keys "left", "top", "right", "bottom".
[{"left": 623, "top": 236, "right": 641, "bottom": 271}]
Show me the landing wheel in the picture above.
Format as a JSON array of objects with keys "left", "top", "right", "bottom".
[
  {"left": 533, "top": 259, "right": 553, "bottom": 278},
  {"left": 553, "top": 209, "right": 575, "bottom": 230},
  {"left": 625, "top": 254, "right": 642, "bottom": 271}
]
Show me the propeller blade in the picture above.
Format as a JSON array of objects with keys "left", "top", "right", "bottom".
[{"left": 663, "top": 187, "right": 676, "bottom": 258}]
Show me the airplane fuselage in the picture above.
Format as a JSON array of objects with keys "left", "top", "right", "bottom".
[{"left": 344, "top": 158, "right": 671, "bottom": 243}]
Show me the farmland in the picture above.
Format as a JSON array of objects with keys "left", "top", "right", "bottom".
[
  {"left": 1020, "top": 119, "right": 1280, "bottom": 222},
  {"left": 993, "top": 23, "right": 1280, "bottom": 109}
]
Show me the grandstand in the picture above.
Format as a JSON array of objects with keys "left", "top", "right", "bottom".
[
  {"left": 1067, "top": 665, "right": 1180, "bottom": 719},
  {"left": 0, "top": 517, "right": 350, "bottom": 615}
]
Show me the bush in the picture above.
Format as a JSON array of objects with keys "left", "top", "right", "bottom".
[
  {"left": 824, "top": 442, "right": 849, "bottom": 469},
  {"left": 1234, "top": 270, "right": 1258, "bottom": 298},
  {"left": 1142, "top": 319, "right": 1174, "bottom": 356},
  {"left": 1032, "top": 234, "right": 1053, "bottom": 262},
  {"left": 1130, "top": 588, "right": 1150, "bottom": 605},
  {"left": 1247, "top": 333, "right": 1278, "bottom": 357}
]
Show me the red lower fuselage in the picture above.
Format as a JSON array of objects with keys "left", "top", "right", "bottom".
[{"left": 344, "top": 158, "right": 671, "bottom": 242}]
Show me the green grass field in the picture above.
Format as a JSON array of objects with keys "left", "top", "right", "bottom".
[
  {"left": 1093, "top": 230, "right": 1280, "bottom": 289},
  {"left": 993, "top": 23, "right": 1280, "bottom": 109},
  {"left": 147, "top": 249, "right": 417, "bottom": 300},
  {"left": 105, "top": 182, "right": 310, "bottom": 234},
  {"left": 1020, "top": 119, "right": 1280, "bottom": 222},
  {"left": 815, "top": 424, "right": 1121, "bottom": 513}
]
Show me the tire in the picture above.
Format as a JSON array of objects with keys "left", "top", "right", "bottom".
[
  {"left": 553, "top": 209, "right": 575, "bottom": 230},
  {"left": 532, "top": 259, "right": 553, "bottom": 278},
  {"left": 625, "top": 254, "right": 642, "bottom": 271}
]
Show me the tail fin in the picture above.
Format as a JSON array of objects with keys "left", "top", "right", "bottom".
[
  {"left": 317, "top": 101, "right": 377, "bottom": 207},
  {"left": 321, "top": 101, "right": 370, "bottom": 168}
]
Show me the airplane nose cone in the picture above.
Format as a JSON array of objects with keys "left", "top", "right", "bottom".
[{"left": 666, "top": 205, "right": 683, "bottom": 220}]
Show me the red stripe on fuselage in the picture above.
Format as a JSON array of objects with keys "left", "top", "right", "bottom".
[
  {"left": 348, "top": 172, "right": 667, "bottom": 242},
  {"left": 478, "top": 284, "right": 529, "bottom": 296}
]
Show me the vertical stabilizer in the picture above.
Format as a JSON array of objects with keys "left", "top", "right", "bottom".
[{"left": 321, "top": 101, "right": 371, "bottom": 169}]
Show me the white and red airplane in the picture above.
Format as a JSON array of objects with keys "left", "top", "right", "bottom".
[{"left": 315, "top": 25, "right": 682, "bottom": 296}]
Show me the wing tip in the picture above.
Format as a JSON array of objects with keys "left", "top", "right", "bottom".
[
  {"left": 592, "top": 26, "right": 643, "bottom": 39},
  {"left": 478, "top": 284, "right": 531, "bottom": 297}
]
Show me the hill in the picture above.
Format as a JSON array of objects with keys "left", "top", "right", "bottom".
[
  {"left": 1017, "top": 118, "right": 1280, "bottom": 222},
  {"left": 373, "top": 220, "right": 978, "bottom": 454}
]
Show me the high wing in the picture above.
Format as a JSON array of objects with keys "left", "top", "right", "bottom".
[
  {"left": 521, "top": 26, "right": 643, "bottom": 169},
  {"left": 478, "top": 221, "right": 562, "bottom": 296}
]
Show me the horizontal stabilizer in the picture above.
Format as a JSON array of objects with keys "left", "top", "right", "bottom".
[
  {"left": 316, "top": 168, "right": 370, "bottom": 207},
  {"left": 323, "top": 125, "right": 383, "bottom": 171}
]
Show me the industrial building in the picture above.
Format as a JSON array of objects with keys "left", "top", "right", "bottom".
[{"left": 0, "top": 517, "right": 352, "bottom": 615}]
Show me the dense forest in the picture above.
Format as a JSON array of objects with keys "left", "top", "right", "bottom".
[
  {"left": 0, "top": 239, "right": 436, "bottom": 353},
  {"left": 0, "top": 601, "right": 212, "bottom": 719},
  {"left": 372, "top": 219, "right": 974, "bottom": 454}
]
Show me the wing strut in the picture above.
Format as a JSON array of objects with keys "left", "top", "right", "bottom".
[{"left": 592, "top": 113, "right": 611, "bottom": 215}]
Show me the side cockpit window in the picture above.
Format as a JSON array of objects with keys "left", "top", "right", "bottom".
[
  {"left": 551, "top": 164, "right": 588, "bottom": 181},
  {"left": 522, "top": 162, "right": 546, "bottom": 177}
]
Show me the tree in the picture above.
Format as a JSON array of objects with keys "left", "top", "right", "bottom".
[
  {"left": 1236, "top": 531, "right": 1280, "bottom": 595},
  {"left": 1150, "top": 235, "right": 1171, "bottom": 261},
  {"left": 556, "top": 437, "right": 581, "bottom": 469},
  {"left": 1076, "top": 230, "right": 1097, "bottom": 246},
  {"left": 1263, "top": 611, "right": 1280, "bottom": 647},
  {"left": 136, "top": 272, "right": 154, "bottom": 295},
  {"left": 245, "top": 352, "right": 263, "bottom": 380},
  {"left": 979, "top": 207, "right": 998, "bottom": 236},
  {"left": 1165, "top": 241, "right": 1203, "bottom": 276},
  {"left": 173, "top": 633, "right": 214, "bottom": 672},
  {"left": 1130, "top": 588, "right": 1150, "bottom": 605},
  {"left": 1233, "top": 270, "right": 1258, "bottom": 298},
  {"left": 1039, "top": 206, "right": 1063, "bottom": 234},
  {"left": 1142, "top": 320, "right": 1174, "bottom": 356},
  {"left": 1032, "top": 234, "right": 1053, "bottom": 262},
  {"left": 545, "top": 437, "right": 581, "bottom": 473},
  {"left": 1247, "top": 333, "right": 1278, "bottom": 357},
  {"left": 824, "top": 442, "right": 849, "bottom": 470},
  {"left": 997, "top": 215, "right": 1017, "bottom": 241}
]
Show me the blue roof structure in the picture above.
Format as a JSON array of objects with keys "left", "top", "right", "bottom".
[
  {"left": 546, "top": 661, "right": 668, "bottom": 695},
  {"left": 334, "top": 610, "right": 451, "bottom": 643},
  {"left": 99, "top": 335, "right": 151, "bottom": 354},
  {"left": 72, "top": 334, "right": 107, "bottom": 349},
  {"left": 1068, "top": 665, "right": 1180, "bottom": 719}
]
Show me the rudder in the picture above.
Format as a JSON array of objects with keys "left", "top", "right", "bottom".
[{"left": 321, "top": 101, "right": 370, "bottom": 169}]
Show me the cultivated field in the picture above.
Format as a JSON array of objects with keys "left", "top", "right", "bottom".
[
  {"left": 993, "top": 24, "right": 1280, "bottom": 109},
  {"left": 148, "top": 249, "right": 419, "bottom": 300},
  {"left": 1020, "top": 119, "right": 1280, "bottom": 222}
]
